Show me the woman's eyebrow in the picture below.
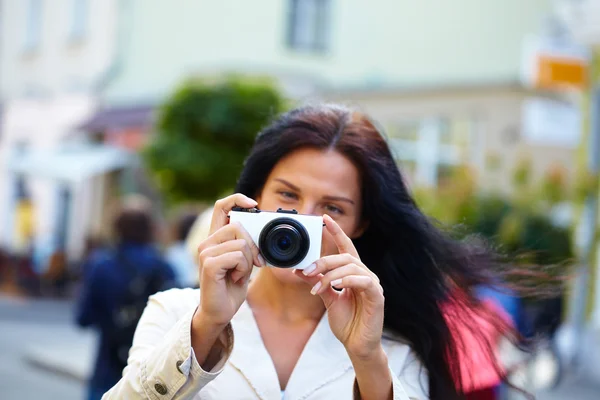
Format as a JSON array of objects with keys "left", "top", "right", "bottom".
[
  {"left": 274, "top": 178, "right": 300, "bottom": 191},
  {"left": 323, "top": 195, "right": 355, "bottom": 205}
]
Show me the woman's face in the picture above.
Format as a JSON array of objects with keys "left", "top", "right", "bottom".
[{"left": 256, "top": 147, "right": 365, "bottom": 284}]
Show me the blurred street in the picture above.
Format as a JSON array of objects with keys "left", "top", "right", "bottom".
[
  {"left": 537, "top": 377, "right": 600, "bottom": 400},
  {"left": 1, "top": 0, "right": 600, "bottom": 399},
  {"left": 0, "top": 295, "right": 90, "bottom": 400},
  {"left": 1, "top": 294, "right": 599, "bottom": 400}
]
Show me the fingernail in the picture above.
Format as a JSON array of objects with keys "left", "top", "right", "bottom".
[
  {"left": 258, "top": 254, "right": 266, "bottom": 267},
  {"left": 331, "top": 278, "right": 343, "bottom": 288},
  {"left": 310, "top": 281, "right": 322, "bottom": 295},
  {"left": 303, "top": 263, "right": 316, "bottom": 275}
]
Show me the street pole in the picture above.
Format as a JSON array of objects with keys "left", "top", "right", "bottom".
[
  {"left": 571, "top": 84, "right": 600, "bottom": 368},
  {"left": 590, "top": 85, "right": 600, "bottom": 328}
]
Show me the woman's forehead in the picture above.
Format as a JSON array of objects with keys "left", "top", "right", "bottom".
[{"left": 267, "top": 148, "right": 361, "bottom": 197}]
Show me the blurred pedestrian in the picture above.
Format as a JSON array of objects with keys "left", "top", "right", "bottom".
[
  {"left": 0, "top": 247, "right": 13, "bottom": 292},
  {"left": 75, "top": 195, "right": 176, "bottom": 400},
  {"left": 165, "top": 212, "right": 199, "bottom": 288},
  {"left": 75, "top": 234, "right": 109, "bottom": 280}
]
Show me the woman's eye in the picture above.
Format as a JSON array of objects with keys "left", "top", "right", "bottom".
[
  {"left": 279, "top": 191, "right": 298, "bottom": 200},
  {"left": 325, "top": 204, "right": 343, "bottom": 214}
]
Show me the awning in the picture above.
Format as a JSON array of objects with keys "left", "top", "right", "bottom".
[
  {"left": 6, "top": 144, "right": 136, "bottom": 184},
  {"left": 77, "top": 104, "right": 156, "bottom": 132}
]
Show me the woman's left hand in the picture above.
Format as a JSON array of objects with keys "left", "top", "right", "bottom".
[{"left": 294, "top": 214, "right": 385, "bottom": 360}]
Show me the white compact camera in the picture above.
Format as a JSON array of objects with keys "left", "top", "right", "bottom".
[{"left": 228, "top": 207, "right": 323, "bottom": 270}]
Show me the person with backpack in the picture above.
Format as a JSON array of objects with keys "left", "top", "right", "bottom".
[{"left": 75, "top": 195, "right": 176, "bottom": 400}]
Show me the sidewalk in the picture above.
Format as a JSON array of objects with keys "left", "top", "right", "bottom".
[
  {"left": 537, "top": 375, "right": 600, "bottom": 400},
  {"left": 23, "top": 326, "right": 95, "bottom": 382},
  {"left": 0, "top": 294, "right": 96, "bottom": 383}
]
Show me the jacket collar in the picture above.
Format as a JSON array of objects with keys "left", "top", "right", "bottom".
[{"left": 229, "top": 301, "right": 353, "bottom": 400}]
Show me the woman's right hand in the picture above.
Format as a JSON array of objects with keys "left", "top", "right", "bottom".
[{"left": 195, "top": 193, "right": 265, "bottom": 329}]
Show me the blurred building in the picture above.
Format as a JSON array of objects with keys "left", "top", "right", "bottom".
[
  {"left": 322, "top": 84, "right": 578, "bottom": 191},
  {"left": 0, "top": 0, "right": 581, "bottom": 263},
  {"left": 0, "top": 0, "right": 132, "bottom": 265},
  {"left": 83, "top": 0, "right": 576, "bottom": 194}
]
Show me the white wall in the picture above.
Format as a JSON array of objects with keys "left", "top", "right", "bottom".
[
  {"left": 321, "top": 85, "right": 576, "bottom": 193},
  {"left": 0, "top": 0, "right": 118, "bottom": 98},
  {"left": 0, "top": 96, "right": 96, "bottom": 253},
  {"left": 0, "top": 0, "right": 119, "bottom": 259},
  {"left": 104, "top": 0, "right": 553, "bottom": 105}
]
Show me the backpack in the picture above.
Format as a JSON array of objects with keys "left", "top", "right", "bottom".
[{"left": 107, "top": 251, "right": 169, "bottom": 371}]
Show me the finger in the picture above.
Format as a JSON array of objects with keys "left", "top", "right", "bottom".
[
  {"left": 230, "top": 223, "right": 265, "bottom": 267},
  {"left": 230, "top": 259, "right": 252, "bottom": 284},
  {"left": 202, "top": 223, "right": 264, "bottom": 267},
  {"left": 302, "top": 253, "right": 361, "bottom": 277},
  {"left": 210, "top": 194, "right": 257, "bottom": 234},
  {"left": 323, "top": 214, "right": 360, "bottom": 258},
  {"left": 293, "top": 268, "right": 320, "bottom": 286},
  {"left": 202, "top": 251, "right": 251, "bottom": 284},
  {"left": 312, "top": 264, "right": 368, "bottom": 294},
  {"left": 303, "top": 253, "right": 379, "bottom": 285},
  {"left": 198, "top": 239, "right": 254, "bottom": 274},
  {"left": 330, "top": 275, "right": 383, "bottom": 299},
  {"left": 293, "top": 270, "right": 337, "bottom": 307}
]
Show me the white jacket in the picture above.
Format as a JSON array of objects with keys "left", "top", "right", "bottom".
[{"left": 102, "top": 288, "right": 428, "bottom": 400}]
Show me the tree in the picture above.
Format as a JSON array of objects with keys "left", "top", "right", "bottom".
[
  {"left": 143, "top": 76, "right": 286, "bottom": 205},
  {"left": 414, "top": 163, "right": 574, "bottom": 297}
]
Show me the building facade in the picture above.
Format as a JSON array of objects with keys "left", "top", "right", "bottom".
[
  {"left": 1, "top": 0, "right": 573, "bottom": 267},
  {"left": 92, "top": 0, "right": 571, "bottom": 193},
  {"left": 321, "top": 83, "right": 577, "bottom": 192},
  {"left": 0, "top": 0, "right": 123, "bottom": 264}
]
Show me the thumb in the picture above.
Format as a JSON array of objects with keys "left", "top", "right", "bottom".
[{"left": 293, "top": 270, "right": 336, "bottom": 307}]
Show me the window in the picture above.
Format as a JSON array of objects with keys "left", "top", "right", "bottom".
[
  {"left": 287, "top": 0, "right": 330, "bottom": 52},
  {"left": 440, "top": 117, "right": 471, "bottom": 145},
  {"left": 501, "top": 125, "right": 520, "bottom": 145},
  {"left": 69, "top": 0, "right": 88, "bottom": 41},
  {"left": 387, "top": 121, "right": 420, "bottom": 141},
  {"left": 386, "top": 121, "right": 420, "bottom": 165},
  {"left": 23, "top": 0, "right": 42, "bottom": 52}
]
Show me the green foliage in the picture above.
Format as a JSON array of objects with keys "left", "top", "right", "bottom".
[
  {"left": 416, "top": 165, "right": 574, "bottom": 269},
  {"left": 512, "top": 158, "right": 532, "bottom": 189},
  {"left": 143, "top": 76, "right": 286, "bottom": 204},
  {"left": 574, "top": 170, "right": 599, "bottom": 204}
]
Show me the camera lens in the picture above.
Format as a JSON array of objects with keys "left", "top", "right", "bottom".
[
  {"left": 259, "top": 218, "right": 310, "bottom": 267},
  {"left": 276, "top": 235, "right": 292, "bottom": 251}
]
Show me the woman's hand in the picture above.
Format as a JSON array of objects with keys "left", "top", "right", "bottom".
[
  {"left": 196, "top": 193, "right": 265, "bottom": 326},
  {"left": 294, "top": 214, "right": 385, "bottom": 360},
  {"left": 295, "top": 215, "right": 392, "bottom": 399},
  {"left": 192, "top": 194, "right": 265, "bottom": 366}
]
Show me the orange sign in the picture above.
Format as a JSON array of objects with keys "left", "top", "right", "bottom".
[
  {"left": 105, "top": 127, "right": 147, "bottom": 151},
  {"left": 535, "top": 55, "right": 588, "bottom": 90}
]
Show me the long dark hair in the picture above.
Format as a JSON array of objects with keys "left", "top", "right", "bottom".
[{"left": 235, "top": 104, "right": 515, "bottom": 399}]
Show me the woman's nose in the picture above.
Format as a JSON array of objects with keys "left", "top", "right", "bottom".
[{"left": 297, "top": 202, "right": 318, "bottom": 216}]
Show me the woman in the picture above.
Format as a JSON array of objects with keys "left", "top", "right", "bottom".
[{"left": 104, "top": 104, "right": 514, "bottom": 399}]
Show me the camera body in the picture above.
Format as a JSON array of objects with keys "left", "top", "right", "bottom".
[{"left": 229, "top": 207, "right": 323, "bottom": 270}]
